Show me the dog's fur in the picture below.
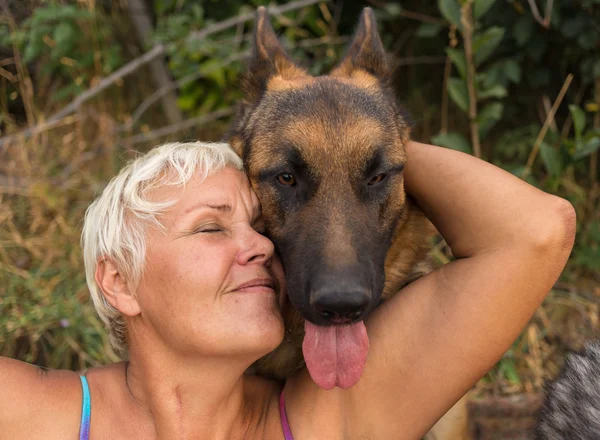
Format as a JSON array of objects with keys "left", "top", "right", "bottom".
[
  {"left": 535, "top": 340, "right": 600, "bottom": 439},
  {"left": 227, "top": 7, "right": 469, "bottom": 439},
  {"left": 229, "top": 6, "right": 431, "bottom": 378}
]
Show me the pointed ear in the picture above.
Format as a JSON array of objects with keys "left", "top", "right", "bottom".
[
  {"left": 242, "top": 6, "right": 308, "bottom": 103},
  {"left": 95, "top": 259, "right": 141, "bottom": 317},
  {"left": 331, "top": 7, "right": 390, "bottom": 80}
]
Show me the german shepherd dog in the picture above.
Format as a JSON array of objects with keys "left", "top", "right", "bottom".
[
  {"left": 228, "top": 7, "right": 469, "bottom": 439},
  {"left": 535, "top": 339, "right": 600, "bottom": 439}
]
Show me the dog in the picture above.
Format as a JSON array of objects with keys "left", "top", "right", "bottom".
[
  {"left": 228, "top": 7, "right": 469, "bottom": 439},
  {"left": 535, "top": 339, "right": 600, "bottom": 439}
]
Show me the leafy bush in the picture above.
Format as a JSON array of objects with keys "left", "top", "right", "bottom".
[{"left": 0, "top": 3, "right": 124, "bottom": 103}]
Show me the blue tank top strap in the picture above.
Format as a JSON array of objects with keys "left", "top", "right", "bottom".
[
  {"left": 79, "top": 375, "right": 91, "bottom": 440},
  {"left": 279, "top": 389, "right": 294, "bottom": 440},
  {"left": 79, "top": 375, "right": 288, "bottom": 439}
]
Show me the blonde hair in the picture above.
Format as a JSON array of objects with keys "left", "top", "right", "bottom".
[{"left": 81, "top": 141, "right": 243, "bottom": 355}]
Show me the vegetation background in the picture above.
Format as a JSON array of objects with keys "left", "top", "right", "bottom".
[{"left": 0, "top": 0, "right": 599, "bottom": 427}]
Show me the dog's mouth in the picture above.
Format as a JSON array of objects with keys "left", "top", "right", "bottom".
[{"left": 302, "top": 320, "right": 369, "bottom": 390}]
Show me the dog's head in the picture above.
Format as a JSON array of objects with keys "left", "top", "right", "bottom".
[{"left": 229, "top": 7, "right": 412, "bottom": 326}]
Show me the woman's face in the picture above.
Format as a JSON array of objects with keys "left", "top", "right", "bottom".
[{"left": 134, "top": 166, "right": 285, "bottom": 359}]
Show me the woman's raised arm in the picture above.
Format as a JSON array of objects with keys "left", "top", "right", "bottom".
[
  {"left": 403, "top": 141, "right": 575, "bottom": 263},
  {"left": 286, "top": 141, "right": 576, "bottom": 439}
]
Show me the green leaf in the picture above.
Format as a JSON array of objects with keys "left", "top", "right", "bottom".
[
  {"left": 474, "top": 27, "right": 505, "bottom": 66},
  {"left": 504, "top": 59, "right": 522, "bottom": 83},
  {"left": 526, "top": 33, "right": 548, "bottom": 62},
  {"left": 200, "top": 59, "right": 227, "bottom": 88},
  {"left": 527, "top": 67, "right": 551, "bottom": 87},
  {"left": 569, "top": 105, "right": 586, "bottom": 139},
  {"left": 446, "top": 48, "right": 467, "bottom": 78},
  {"left": 539, "top": 142, "right": 563, "bottom": 177},
  {"left": 474, "top": 0, "right": 496, "bottom": 19},
  {"left": 500, "top": 358, "right": 521, "bottom": 385},
  {"left": 416, "top": 23, "right": 443, "bottom": 38},
  {"left": 176, "top": 94, "right": 197, "bottom": 111},
  {"left": 438, "top": 0, "right": 462, "bottom": 29},
  {"left": 383, "top": 3, "right": 403, "bottom": 18},
  {"left": 479, "top": 102, "right": 504, "bottom": 121},
  {"left": 51, "top": 83, "right": 84, "bottom": 102},
  {"left": 478, "top": 102, "right": 504, "bottom": 137},
  {"left": 561, "top": 16, "right": 587, "bottom": 38},
  {"left": 577, "top": 28, "right": 599, "bottom": 50},
  {"left": 478, "top": 84, "right": 508, "bottom": 100},
  {"left": 448, "top": 78, "right": 469, "bottom": 112},
  {"left": 513, "top": 15, "right": 533, "bottom": 47},
  {"left": 573, "top": 137, "right": 600, "bottom": 160},
  {"left": 23, "top": 42, "right": 42, "bottom": 63},
  {"left": 53, "top": 21, "right": 75, "bottom": 48},
  {"left": 431, "top": 132, "right": 471, "bottom": 153}
]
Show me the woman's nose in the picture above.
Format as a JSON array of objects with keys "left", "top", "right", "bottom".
[{"left": 236, "top": 228, "right": 275, "bottom": 266}]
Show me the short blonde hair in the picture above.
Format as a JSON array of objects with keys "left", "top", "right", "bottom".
[{"left": 81, "top": 141, "right": 243, "bottom": 355}]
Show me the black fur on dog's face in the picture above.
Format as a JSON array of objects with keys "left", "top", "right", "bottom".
[{"left": 229, "top": 7, "right": 411, "bottom": 326}]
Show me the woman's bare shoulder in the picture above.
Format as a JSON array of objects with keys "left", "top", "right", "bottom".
[
  {"left": 0, "top": 356, "right": 83, "bottom": 439},
  {"left": 243, "top": 374, "right": 294, "bottom": 439}
]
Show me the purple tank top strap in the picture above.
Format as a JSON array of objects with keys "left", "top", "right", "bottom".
[{"left": 279, "top": 389, "right": 294, "bottom": 440}]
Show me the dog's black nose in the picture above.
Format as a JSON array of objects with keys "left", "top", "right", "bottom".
[{"left": 310, "top": 290, "right": 370, "bottom": 324}]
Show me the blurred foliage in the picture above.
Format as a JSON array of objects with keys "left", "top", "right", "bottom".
[
  {"left": 0, "top": 3, "right": 124, "bottom": 104},
  {"left": 0, "top": 0, "right": 599, "bottom": 396}
]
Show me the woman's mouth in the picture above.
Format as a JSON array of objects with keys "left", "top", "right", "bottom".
[{"left": 231, "top": 278, "right": 276, "bottom": 294}]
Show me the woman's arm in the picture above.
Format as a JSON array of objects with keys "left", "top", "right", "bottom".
[
  {"left": 0, "top": 357, "right": 81, "bottom": 439},
  {"left": 286, "top": 142, "right": 575, "bottom": 439},
  {"left": 403, "top": 141, "right": 575, "bottom": 262}
]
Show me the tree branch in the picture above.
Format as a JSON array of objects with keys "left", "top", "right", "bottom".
[
  {"left": 523, "top": 74, "right": 573, "bottom": 177},
  {"left": 0, "top": 0, "right": 325, "bottom": 148},
  {"left": 121, "top": 108, "right": 234, "bottom": 145},
  {"left": 591, "top": 77, "right": 600, "bottom": 191},
  {"left": 123, "top": 33, "right": 347, "bottom": 131},
  {"left": 527, "top": 0, "right": 554, "bottom": 28},
  {"left": 128, "top": 0, "right": 183, "bottom": 125},
  {"left": 122, "top": 52, "right": 250, "bottom": 132},
  {"left": 461, "top": 1, "right": 481, "bottom": 158}
]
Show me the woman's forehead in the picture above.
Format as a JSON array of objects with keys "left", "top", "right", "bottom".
[{"left": 171, "top": 168, "right": 261, "bottom": 219}]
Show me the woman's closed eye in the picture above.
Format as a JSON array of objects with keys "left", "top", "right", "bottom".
[{"left": 194, "top": 224, "right": 224, "bottom": 233}]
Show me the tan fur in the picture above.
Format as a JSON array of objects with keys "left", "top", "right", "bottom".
[
  {"left": 330, "top": 70, "right": 381, "bottom": 89},
  {"left": 267, "top": 75, "right": 315, "bottom": 92}
]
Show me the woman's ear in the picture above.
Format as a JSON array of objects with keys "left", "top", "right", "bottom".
[{"left": 95, "top": 259, "right": 141, "bottom": 317}]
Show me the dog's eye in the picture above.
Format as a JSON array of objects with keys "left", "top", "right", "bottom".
[
  {"left": 276, "top": 173, "right": 297, "bottom": 187},
  {"left": 368, "top": 173, "right": 387, "bottom": 186}
]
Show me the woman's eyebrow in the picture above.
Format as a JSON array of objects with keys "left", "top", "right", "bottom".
[
  {"left": 182, "top": 203, "right": 232, "bottom": 217},
  {"left": 175, "top": 203, "right": 233, "bottom": 229}
]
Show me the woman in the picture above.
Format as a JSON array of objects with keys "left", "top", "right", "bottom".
[{"left": 0, "top": 140, "right": 575, "bottom": 439}]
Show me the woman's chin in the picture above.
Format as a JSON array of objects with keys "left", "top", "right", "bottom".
[
  {"left": 244, "top": 318, "right": 285, "bottom": 358},
  {"left": 223, "top": 307, "right": 283, "bottom": 346}
]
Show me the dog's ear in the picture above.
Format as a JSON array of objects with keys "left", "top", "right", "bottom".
[
  {"left": 331, "top": 8, "right": 390, "bottom": 80},
  {"left": 242, "top": 6, "right": 308, "bottom": 103}
]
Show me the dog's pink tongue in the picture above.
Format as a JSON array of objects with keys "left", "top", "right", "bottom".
[{"left": 303, "top": 321, "right": 369, "bottom": 390}]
